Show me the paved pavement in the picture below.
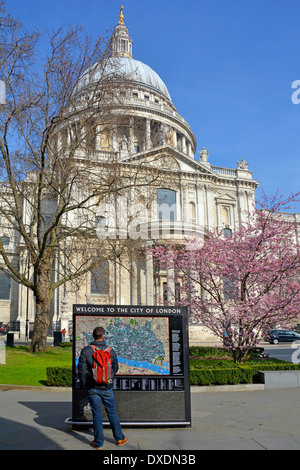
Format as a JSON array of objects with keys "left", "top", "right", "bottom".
[{"left": 0, "top": 385, "right": 300, "bottom": 451}]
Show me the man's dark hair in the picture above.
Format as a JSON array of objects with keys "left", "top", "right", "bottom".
[{"left": 93, "top": 327, "right": 105, "bottom": 340}]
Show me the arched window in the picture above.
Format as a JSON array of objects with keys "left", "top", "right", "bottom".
[
  {"left": 223, "top": 277, "right": 237, "bottom": 300},
  {"left": 188, "top": 202, "right": 196, "bottom": 225},
  {"left": 86, "top": 122, "right": 97, "bottom": 150},
  {"left": 99, "top": 127, "right": 111, "bottom": 149},
  {"left": 91, "top": 261, "right": 109, "bottom": 295},
  {"left": 157, "top": 189, "right": 176, "bottom": 222},
  {"left": 222, "top": 206, "right": 230, "bottom": 225}
]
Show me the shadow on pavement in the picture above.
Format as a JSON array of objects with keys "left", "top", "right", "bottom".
[{"left": 0, "top": 415, "right": 63, "bottom": 450}]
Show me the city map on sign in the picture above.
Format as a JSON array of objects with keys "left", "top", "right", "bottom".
[{"left": 75, "top": 316, "right": 170, "bottom": 375}]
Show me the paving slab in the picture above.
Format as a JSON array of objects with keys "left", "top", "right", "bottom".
[{"left": 0, "top": 386, "right": 300, "bottom": 452}]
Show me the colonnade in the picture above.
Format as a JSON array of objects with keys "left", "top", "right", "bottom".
[
  {"left": 129, "top": 250, "right": 176, "bottom": 307},
  {"left": 58, "top": 116, "right": 194, "bottom": 158}
]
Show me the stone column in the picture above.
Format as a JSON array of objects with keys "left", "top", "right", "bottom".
[
  {"left": 173, "top": 129, "right": 177, "bottom": 149},
  {"left": 60, "top": 298, "right": 69, "bottom": 334},
  {"left": 166, "top": 257, "right": 175, "bottom": 305},
  {"left": 294, "top": 214, "right": 299, "bottom": 245},
  {"left": 112, "top": 129, "right": 117, "bottom": 152},
  {"left": 129, "top": 117, "right": 134, "bottom": 154},
  {"left": 196, "top": 184, "right": 205, "bottom": 230},
  {"left": 131, "top": 259, "right": 138, "bottom": 305},
  {"left": 145, "top": 250, "right": 154, "bottom": 305},
  {"left": 181, "top": 135, "right": 186, "bottom": 154},
  {"left": 95, "top": 124, "right": 101, "bottom": 149},
  {"left": 145, "top": 118, "right": 151, "bottom": 150},
  {"left": 204, "top": 185, "right": 213, "bottom": 230}
]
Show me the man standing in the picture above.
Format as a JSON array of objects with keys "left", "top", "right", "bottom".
[
  {"left": 78, "top": 326, "right": 128, "bottom": 449},
  {"left": 61, "top": 328, "right": 66, "bottom": 341}
]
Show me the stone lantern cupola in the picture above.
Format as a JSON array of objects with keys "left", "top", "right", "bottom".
[{"left": 110, "top": 6, "right": 133, "bottom": 58}]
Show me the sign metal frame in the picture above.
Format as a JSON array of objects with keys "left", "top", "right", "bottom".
[{"left": 66, "top": 305, "right": 191, "bottom": 428}]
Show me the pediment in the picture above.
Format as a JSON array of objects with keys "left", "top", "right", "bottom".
[
  {"left": 119, "top": 144, "right": 214, "bottom": 175},
  {"left": 215, "top": 191, "right": 237, "bottom": 205}
]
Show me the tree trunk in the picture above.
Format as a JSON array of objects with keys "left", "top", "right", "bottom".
[
  {"left": 232, "top": 348, "right": 251, "bottom": 364},
  {"left": 30, "top": 296, "right": 52, "bottom": 352},
  {"left": 29, "top": 276, "right": 53, "bottom": 353}
]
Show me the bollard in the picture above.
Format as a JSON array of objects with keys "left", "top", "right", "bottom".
[
  {"left": 53, "top": 331, "right": 62, "bottom": 346},
  {"left": 6, "top": 332, "right": 14, "bottom": 347},
  {"left": 33, "top": 341, "right": 40, "bottom": 353},
  {"left": 0, "top": 339, "right": 5, "bottom": 364}
]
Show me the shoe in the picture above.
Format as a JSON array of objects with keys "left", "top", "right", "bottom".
[
  {"left": 90, "top": 440, "right": 103, "bottom": 450},
  {"left": 117, "top": 436, "right": 128, "bottom": 447}
]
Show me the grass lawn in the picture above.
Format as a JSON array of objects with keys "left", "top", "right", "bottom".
[
  {"left": 0, "top": 344, "right": 292, "bottom": 388},
  {"left": 0, "top": 346, "right": 72, "bottom": 386}
]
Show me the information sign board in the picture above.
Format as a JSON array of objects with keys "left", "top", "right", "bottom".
[{"left": 69, "top": 305, "right": 191, "bottom": 427}]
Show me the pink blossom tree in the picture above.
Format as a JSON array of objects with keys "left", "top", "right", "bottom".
[{"left": 151, "top": 192, "right": 300, "bottom": 363}]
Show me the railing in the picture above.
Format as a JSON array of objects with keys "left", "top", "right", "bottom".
[
  {"left": 74, "top": 149, "right": 119, "bottom": 161},
  {"left": 211, "top": 166, "right": 236, "bottom": 177},
  {"left": 124, "top": 96, "right": 194, "bottom": 135},
  {"left": 136, "top": 220, "right": 205, "bottom": 240}
]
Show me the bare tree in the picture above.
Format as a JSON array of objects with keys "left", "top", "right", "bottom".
[{"left": 0, "top": 2, "right": 169, "bottom": 351}]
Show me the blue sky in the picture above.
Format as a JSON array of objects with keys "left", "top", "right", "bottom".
[{"left": 8, "top": 0, "right": 300, "bottom": 211}]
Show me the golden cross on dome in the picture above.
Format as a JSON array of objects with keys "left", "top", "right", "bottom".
[{"left": 118, "top": 6, "right": 125, "bottom": 25}]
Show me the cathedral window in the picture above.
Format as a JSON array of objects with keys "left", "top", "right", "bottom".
[
  {"left": 1, "top": 236, "right": 9, "bottom": 246},
  {"left": 95, "top": 216, "right": 106, "bottom": 228},
  {"left": 0, "top": 271, "right": 10, "bottom": 300},
  {"left": 221, "top": 206, "right": 230, "bottom": 224},
  {"left": 188, "top": 202, "right": 196, "bottom": 225},
  {"left": 99, "top": 127, "right": 111, "bottom": 149},
  {"left": 163, "top": 282, "right": 181, "bottom": 305},
  {"left": 121, "top": 39, "right": 127, "bottom": 52},
  {"left": 61, "top": 128, "right": 68, "bottom": 147},
  {"left": 223, "top": 277, "right": 237, "bottom": 300},
  {"left": 223, "top": 227, "right": 232, "bottom": 238},
  {"left": 91, "top": 261, "right": 109, "bottom": 295},
  {"left": 157, "top": 189, "right": 176, "bottom": 222},
  {"left": 86, "top": 120, "right": 96, "bottom": 150}
]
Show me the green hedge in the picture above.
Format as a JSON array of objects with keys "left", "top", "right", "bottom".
[
  {"left": 58, "top": 342, "right": 72, "bottom": 349},
  {"left": 190, "top": 367, "right": 253, "bottom": 386},
  {"left": 46, "top": 346, "right": 300, "bottom": 387},
  {"left": 46, "top": 362, "right": 300, "bottom": 388},
  {"left": 46, "top": 366, "right": 72, "bottom": 387},
  {"left": 189, "top": 346, "right": 231, "bottom": 358},
  {"left": 190, "top": 362, "right": 300, "bottom": 386},
  {"left": 189, "top": 346, "right": 265, "bottom": 359}
]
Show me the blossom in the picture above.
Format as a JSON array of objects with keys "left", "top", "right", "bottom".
[{"left": 151, "top": 192, "right": 300, "bottom": 362}]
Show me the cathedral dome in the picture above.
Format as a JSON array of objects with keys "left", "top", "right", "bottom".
[
  {"left": 80, "top": 56, "right": 171, "bottom": 102},
  {"left": 76, "top": 7, "right": 171, "bottom": 103},
  {"left": 74, "top": 7, "right": 196, "bottom": 157},
  {"left": 105, "top": 56, "right": 171, "bottom": 101}
]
